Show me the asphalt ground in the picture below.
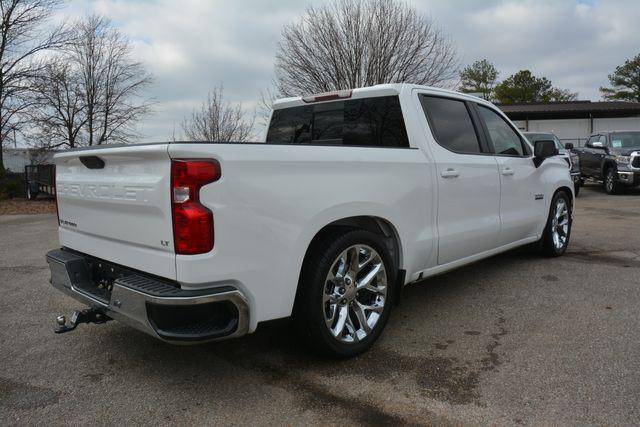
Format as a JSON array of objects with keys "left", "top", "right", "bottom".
[{"left": 1, "top": 182, "right": 639, "bottom": 426}]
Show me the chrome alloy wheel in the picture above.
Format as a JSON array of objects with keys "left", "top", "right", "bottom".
[
  {"left": 551, "top": 198, "right": 570, "bottom": 250},
  {"left": 323, "top": 244, "right": 388, "bottom": 343}
]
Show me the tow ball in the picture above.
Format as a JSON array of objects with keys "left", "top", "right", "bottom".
[{"left": 55, "top": 308, "right": 111, "bottom": 334}]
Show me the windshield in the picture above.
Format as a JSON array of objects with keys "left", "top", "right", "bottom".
[{"left": 610, "top": 132, "right": 640, "bottom": 149}]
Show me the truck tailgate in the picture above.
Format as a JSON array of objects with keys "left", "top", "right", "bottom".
[{"left": 54, "top": 144, "right": 176, "bottom": 280}]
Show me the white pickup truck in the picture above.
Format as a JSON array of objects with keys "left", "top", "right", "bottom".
[{"left": 47, "top": 84, "right": 574, "bottom": 357}]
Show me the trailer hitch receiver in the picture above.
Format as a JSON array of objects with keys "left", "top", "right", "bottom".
[{"left": 54, "top": 308, "right": 111, "bottom": 334}]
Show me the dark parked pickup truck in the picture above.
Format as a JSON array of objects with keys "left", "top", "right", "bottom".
[{"left": 572, "top": 131, "right": 640, "bottom": 194}]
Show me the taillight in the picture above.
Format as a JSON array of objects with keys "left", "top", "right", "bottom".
[{"left": 170, "top": 159, "right": 220, "bottom": 255}]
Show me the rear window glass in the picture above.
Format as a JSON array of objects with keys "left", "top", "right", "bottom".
[
  {"left": 266, "top": 96, "right": 409, "bottom": 147},
  {"left": 420, "top": 95, "right": 481, "bottom": 153}
]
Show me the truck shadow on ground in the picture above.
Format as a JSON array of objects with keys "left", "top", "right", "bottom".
[
  {"left": 60, "top": 237, "right": 639, "bottom": 423},
  {"left": 91, "top": 248, "right": 538, "bottom": 423}
]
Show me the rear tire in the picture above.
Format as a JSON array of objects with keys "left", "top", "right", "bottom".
[
  {"left": 540, "top": 191, "right": 572, "bottom": 257},
  {"left": 293, "top": 229, "right": 396, "bottom": 357},
  {"left": 604, "top": 167, "right": 621, "bottom": 195}
]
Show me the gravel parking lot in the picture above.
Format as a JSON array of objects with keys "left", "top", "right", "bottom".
[{"left": 1, "top": 183, "right": 639, "bottom": 426}]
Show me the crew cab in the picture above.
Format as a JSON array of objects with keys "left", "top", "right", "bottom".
[
  {"left": 572, "top": 131, "right": 640, "bottom": 194},
  {"left": 46, "top": 84, "right": 574, "bottom": 357}
]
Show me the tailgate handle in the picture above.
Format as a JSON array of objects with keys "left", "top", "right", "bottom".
[{"left": 79, "top": 156, "right": 105, "bottom": 169}]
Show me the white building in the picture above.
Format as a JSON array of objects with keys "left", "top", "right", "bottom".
[{"left": 499, "top": 101, "right": 640, "bottom": 147}]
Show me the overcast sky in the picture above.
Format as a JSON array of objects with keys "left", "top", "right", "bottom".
[{"left": 59, "top": 0, "right": 640, "bottom": 142}]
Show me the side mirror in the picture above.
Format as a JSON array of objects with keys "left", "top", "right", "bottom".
[
  {"left": 591, "top": 141, "right": 604, "bottom": 148},
  {"left": 533, "top": 139, "right": 558, "bottom": 168},
  {"left": 564, "top": 143, "right": 574, "bottom": 150}
]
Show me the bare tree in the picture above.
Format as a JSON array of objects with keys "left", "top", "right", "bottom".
[
  {"left": 273, "top": 0, "right": 459, "bottom": 97},
  {"left": 72, "top": 15, "right": 152, "bottom": 146},
  {"left": 257, "top": 87, "right": 275, "bottom": 130},
  {"left": 182, "top": 85, "right": 254, "bottom": 142},
  {"left": 31, "top": 58, "right": 86, "bottom": 148},
  {"left": 30, "top": 15, "right": 153, "bottom": 149},
  {"left": 0, "top": 0, "right": 69, "bottom": 176}
]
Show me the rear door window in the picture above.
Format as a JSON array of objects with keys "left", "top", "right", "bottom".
[
  {"left": 266, "top": 96, "right": 409, "bottom": 147},
  {"left": 420, "top": 95, "right": 482, "bottom": 154}
]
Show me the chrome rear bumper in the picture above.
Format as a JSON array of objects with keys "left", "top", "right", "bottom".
[{"left": 46, "top": 248, "right": 250, "bottom": 344}]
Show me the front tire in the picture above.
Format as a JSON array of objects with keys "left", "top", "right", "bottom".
[
  {"left": 294, "top": 229, "right": 396, "bottom": 357},
  {"left": 540, "top": 191, "right": 572, "bottom": 257},
  {"left": 605, "top": 167, "right": 621, "bottom": 195}
]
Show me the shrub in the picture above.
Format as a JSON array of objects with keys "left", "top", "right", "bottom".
[{"left": 0, "top": 172, "right": 25, "bottom": 200}]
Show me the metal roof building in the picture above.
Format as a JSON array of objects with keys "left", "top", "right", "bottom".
[{"left": 498, "top": 101, "right": 640, "bottom": 147}]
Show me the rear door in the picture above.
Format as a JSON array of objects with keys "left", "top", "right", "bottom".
[
  {"left": 475, "top": 104, "right": 545, "bottom": 245},
  {"left": 419, "top": 94, "right": 501, "bottom": 265},
  {"left": 54, "top": 143, "right": 176, "bottom": 280},
  {"left": 594, "top": 134, "right": 609, "bottom": 178}
]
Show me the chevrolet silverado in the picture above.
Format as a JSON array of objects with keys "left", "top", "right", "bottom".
[{"left": 47, "top": 84, "right": 574, "bottom": 357}]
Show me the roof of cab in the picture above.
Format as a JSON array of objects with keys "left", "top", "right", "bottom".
[{"left": 272, "top": 83, "right": 489, "bottom": 110}]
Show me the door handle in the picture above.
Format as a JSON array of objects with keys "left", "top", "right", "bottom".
[
  {"left": 440, "top": 168, "right": 459, "bottom": 178},
  {"left": 501, "top": 167, "right": 515, "bottom": 176}
]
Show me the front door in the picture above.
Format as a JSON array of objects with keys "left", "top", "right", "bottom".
[
  {"left": 419, "top": 95, "right": 501, "bottom": 265},
  {"left": 475, "top": 105, "right": 545, "bottom": 244},
  {"left": 582, "top": 135, "right": 607, "bottom": 177}
]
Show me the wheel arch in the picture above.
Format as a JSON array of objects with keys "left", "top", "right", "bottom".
[
  {"left": 601, "top": 160, "right": 617, "bottom": 178},
  {"left": 301, "top": 216, "right": 403, "bottom": 273},
  {"left": 553, "top": 185, "right": 574, "bottom": 212},
  {"left": 292, "top": 215, "right": 404, "bottom": 322}
]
